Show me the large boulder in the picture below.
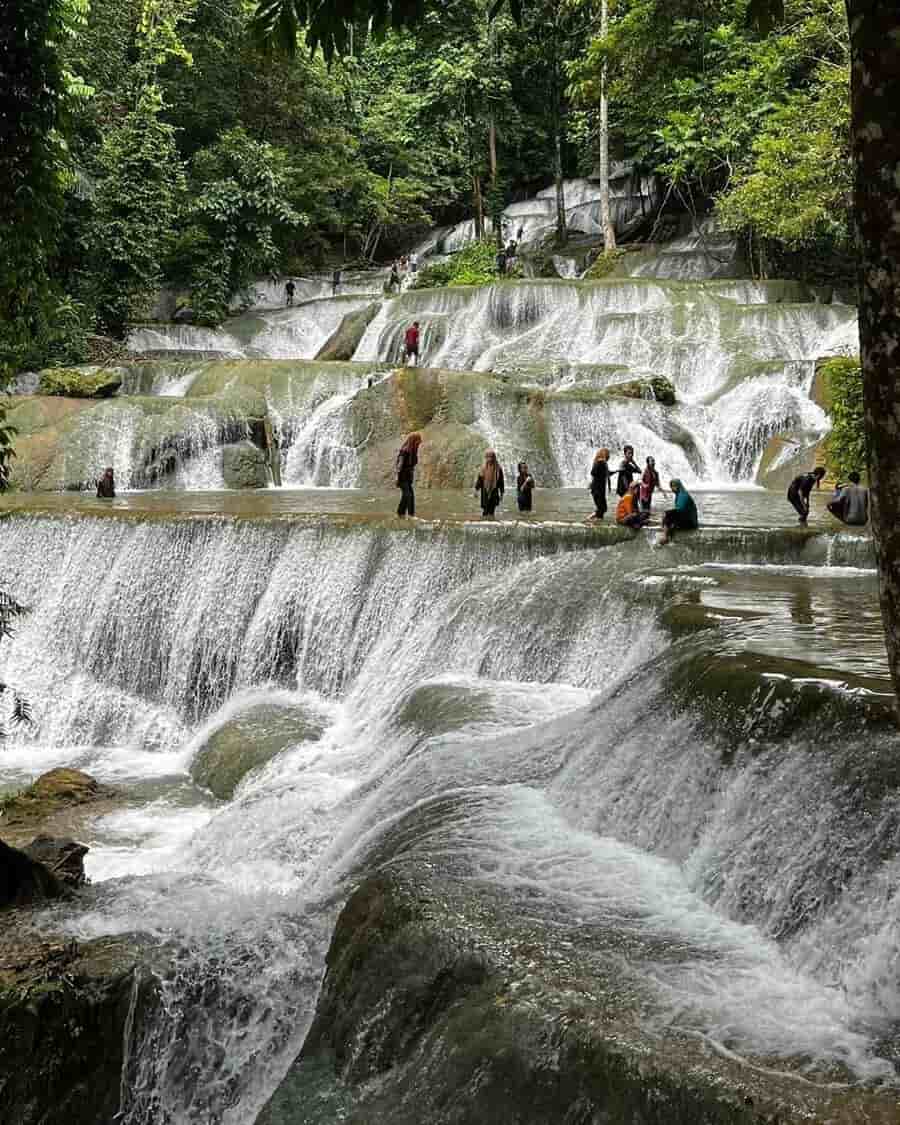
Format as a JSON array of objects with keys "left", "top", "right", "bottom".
[
  {"left": 316, "top": 302, "right": 380, "bottom": 361},
  {"left": 0, "top": 839, "right": 64, "bottom": 907},
  {"left": 606, "top": 374, "right": 677, "bottom": 406},
  {"left": 38, "top": 366, "right": 123, "bottom": 399},
  {"left": 222, "top": 441, "right": 270, "bottom": 489},
  {"left": 191, "top": 701, "right": 327, "bottom": 799},
  {"left": 22, "top": 836, "right": 89, "bottom": 888}
]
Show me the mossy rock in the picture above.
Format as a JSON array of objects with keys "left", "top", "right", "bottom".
[
  {"left": 222, "top": 441, "right": 269, "bottom": 489},
  {"left": 584, "top": 248, "right": 627, "bottom": 279},
  {"left": 191, "top": 702, "right": 327, "bottom": 799},
  {"left": 38, "top": 367, "right": 123, "bottom": 398},
  {"left": 316, "top": 303, "right": 380, "bottom": 361},
  {"left": 606, "top": 375, "right": 676, "bottom": 406}
]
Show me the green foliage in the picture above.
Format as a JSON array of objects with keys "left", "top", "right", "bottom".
[
  {"left": 585, "top": 249, "right": 625, "bottom": 278},
  {"left": 823, "top": 356, "right": 866, "bottom": 479},
  {"left": 413, "top": 239, "right": 507, "bottom": 288},
  {"left": 179, "top": 128, "right": 303, "bottom": 322},
  {"left": 86, "top": 88, "right": 186, "bottom": 334},
  {"left": 38, "top": 367, "right": 120, "bottom": 397}
]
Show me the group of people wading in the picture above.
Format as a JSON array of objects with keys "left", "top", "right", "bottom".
[{"left": 394, "top": 434, "right": 696, "bottom": 542}]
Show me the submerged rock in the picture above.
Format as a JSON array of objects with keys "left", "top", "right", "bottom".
[
  {"left": 191, "top": 701, "right": 327, "bottom": 798},
  {"left": 221, "top": 440, "right": 270, "bottom": 489}
]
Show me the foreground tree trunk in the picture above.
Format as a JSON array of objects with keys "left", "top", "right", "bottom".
[
  {"left": 599, "top": 0, "right": 616, "bottom": 251},
  {"left": 846, "top": 1, "right": 900, "bottom": 705}
]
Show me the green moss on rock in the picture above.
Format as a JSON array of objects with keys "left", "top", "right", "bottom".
[{"left": 38, "top": 367, "right": 123, "bottom": 399}]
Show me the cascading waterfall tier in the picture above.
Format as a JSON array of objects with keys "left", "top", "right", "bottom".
[{"left": 0, "top": 509, "right": 896, "bottom": 1122}]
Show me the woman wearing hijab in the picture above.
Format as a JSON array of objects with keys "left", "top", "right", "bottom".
[
  {"left": 516, "top": 462, "right": 535, "bottom": 513},
  {"left": 639, "top": 456, "right": 661, "bottom": 512},
  {"left": 396, "top": 432, "right": 422, "bottom": 517},
  {"left": 475, "top": 450, "right": 505, "bottom": 519},
  {"left": 96, "top": 467, "right": 116, "bottom": 498},
  {"left": 616, "top": 481, "right": 650, "bottom": 529},
  {"left": 659, "top": 478, "right": 698, "bottom": 544},
  {"left": 588, "top": 448, "right": 612, "bottom": 520}
]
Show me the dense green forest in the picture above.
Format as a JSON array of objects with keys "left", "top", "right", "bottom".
[{"left": 3, "top": 0, "right": 852, "bottom": 378}]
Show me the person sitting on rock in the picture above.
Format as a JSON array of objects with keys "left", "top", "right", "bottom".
[
  {"left": 616, "top": 481, "right": 650, "bottom": 530},
  {"left": 827, "top": 471, "right": 869, "bottom": 526},
  {"left": 96, "top": 467, "right": 115, "bottom": 498},
  {"left": 659, "top": 479, "right": 698, "bottom": 544}
]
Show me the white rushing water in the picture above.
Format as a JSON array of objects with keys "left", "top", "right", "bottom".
[{"left": 0, "top": 513, "right": 896, "bottom": 1121}]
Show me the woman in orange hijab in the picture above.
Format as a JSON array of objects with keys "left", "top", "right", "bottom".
[{"left": 616, "top": 480, "right": 650, "bottom": 530}]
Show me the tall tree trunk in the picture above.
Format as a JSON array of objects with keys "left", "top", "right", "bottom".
[
  {"left": 473, "top": 173, "right": 485, "bottom": 239},
  {"left": 599, "top": 0, "right": 616, "bottom": 251},
  {"left": 846, "top": 1, "right": 900, "bottom": 706},
  {"left": 554, "top": 130, "right": 567, "bottom": 246},
  {"left": 489, "top": 115, "right": 501, "bottom": 246}
]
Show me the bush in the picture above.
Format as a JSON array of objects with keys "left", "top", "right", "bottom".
[
  {"left": 411, "top": 240, "right": 518, "bottom": 290},
  {"left": 822, "top": 356, "right": 866, "bottom": 479},
  {"left": 38, "top": 367, "right": 122, "bottom": 398}
]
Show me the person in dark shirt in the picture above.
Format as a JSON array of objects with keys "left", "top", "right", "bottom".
[
  {"left": 615, "top": 445, "right": 641, "bottom": 497},
  {"left": 332, "top": 268, "right": 342, "bottom": 295},
  {"left": 639, "top": 456, "right": 661, "bottom": 512},
  {"left": 97, "top": 467, "right": 115, "bottom": 498},
  {"left": 285, "top": 279, "right": 295, "bottom": 306},
  {"left": 589, "top": 448, "right": 612, "bottom": 520},
  {"left": 787, "top": 467, "right": 826, "bottom": 522},
  {"left": 475, "top": 450, "right": 505, "bottom": 519},
  {"left": 396, "top": 432, "right": 422, "bottom": 517},
  {"left": 516, "top": 462, "right": 535, "bottom": 512}
]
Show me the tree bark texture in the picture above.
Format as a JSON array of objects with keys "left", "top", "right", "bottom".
[
  {"left": 599, "top": 0, "right": 616, "bottom": 250},
  {"left": 846, "top": 1, "right": 900, "bottom": 705},
  {"left": 554, "top": 130, "right": 567, "bottom": 245}
]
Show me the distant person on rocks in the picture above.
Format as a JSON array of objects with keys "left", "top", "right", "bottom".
[
  {"left": 409, "top": 253, "right": 419, "bottom": 275},
  {"left": 787, "top": 467, "right": 826, "bottom": 523},
  {"left": 517, "top": 225, "right": 524, "bottom": 242},
  {"left": 389, "top": 262, "right": 401, "bottom": 293},
  {"left": 516, "top": 461, "right": 535, "bottom": 512},
  {"left": 396, "top": 432, "right": 422, "bottom": 518},
  {"left": 659, "top": 479, "right": 698, "bottom": 544},
  {"left": 827, "top": 471, "right": 869, "bottom": 526},
  {"left": 475, "top": 450, "right": 505, "bottom": 519},
  {"left": 589, "top": 447, "right": 612, "bottom": 520},
  {"left": 496, "top": 247, "right": 508, "bottom": 276},
  {"left": 403, "top": 321, "right": 420, "bottom": 366},
  {"left": 285, "top": 279, "right": 295, "bottom": 306},
  {"left": 332, "top": 268, "right": 342, "bottom": 295},
  {"left": 96, "top": 467, "right": 115, "bottom": 499},
  {"left": 615, "top": 445, "right": 641, "bottom": 497},
  {"left": 639, "top": 456, "right": 661, "bottom": 512},
  {"left": 616, "top": 481, "right": 650, "bottom": 530}
]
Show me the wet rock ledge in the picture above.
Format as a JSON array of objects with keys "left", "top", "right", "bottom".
[{"left": 259, "top": 870, "right": 900, "bottom": 1125}]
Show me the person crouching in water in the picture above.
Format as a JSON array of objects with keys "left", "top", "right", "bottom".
[
  {"left": 475, "top": 450, "right": 505, "bottom": 519},
  {"left": 97, "top": 467, "right": 115, "bottom": 498},
  {"left": 589, "top": 447, "right": 612, "bottom": 520},
  {"left": 827, "top": 471, "right": 869, "bottom": 526},
  {"left": 640, "top": 456, "right": 661, "bottom": 512},
  {"left": 396, "top": 432, "right": 421, "bottom": 518},
  {"left": 787, "top": 466, "right": 825, "bottom": 523},
  {"left": 516, "top": 461, "right": 535, "bottom": 513},
  {"left": 659, "top": 479, "right": 698, "bottom": 544},
  {"left": 616, "top": 481, "right": 650, "bottom": 530}
]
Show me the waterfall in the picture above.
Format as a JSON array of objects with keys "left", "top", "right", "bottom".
[{"left": 0, "top": 509, "right": 895, "bottom": 1120}]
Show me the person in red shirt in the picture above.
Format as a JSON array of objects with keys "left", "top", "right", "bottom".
[{"left": 403, "top": 322, "right": 420, "bottom": 366}]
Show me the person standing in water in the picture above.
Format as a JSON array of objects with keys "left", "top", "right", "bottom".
[
  {"left": 332, "top": 268, "right": 342, "bottom": 295},
  {"left": 827, "top": 471, "right": 869, "bottom": 526},
  {"left": 285, "top": 279, "right": 295, "bottom": 307},
  {"left": 389, "top": 262, "right": 401, "bottom": 293},
  {"left": 403, "top": 321, "right": 420, "bottom": 366},
  {"left": 787, "top": 466, "right": 826, "bottom": 523},
  {"left": 639, "top": 456, "right": 661, "bottom": 512},
  {"left": 516, "top": 462, "right": 535, "bottom": 512},
  {"left": 659, "top": 479, "right": 698, "bottom": 544},
  {"left": 396, "top": 433, "right": 422, "bottom": 518},
  {"left": 589, "top": 448, "right": 612, "bottom": 520},
  {"left": 96, "top": 467, "right": 115, "bottom": 498},
  {"left": 475, "top": 451, "right": 505, "bottom": 519},
  {"left": 616, "top": 481, "right": 650, "bottom": 529},
  {"left": 615, "top": 445, "right": 641, "bottom": 497}
]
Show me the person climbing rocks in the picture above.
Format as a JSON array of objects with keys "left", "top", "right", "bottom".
[
  {"left": 827, "top": 471, "right": 869, "bottom": 526},
  {"left": 285, "top": 279, "right": 295, "bottom": 307},
  {"left": 615, "top": 445, "right": 641, "bottom": 497},
  {"left": 409, "top": 253, "right": 419, "bottom": 275},
  {"left": 389, "top": 262, "right": 401, "bottom": 293},
  {"left": 496, "top": 247, "right": 508, "bottom": 276},
  {"left": 517, "top": 225, "right": 524, "bottom": 242},
  {"left": 639, "top": 456, "right": 661, "bottom": 512},
  {"left": 96, "top": 467, "right": 115, "bottom": 499},
  {"left": 475, "top": 450, "right": 505, "bottom": 519},
  {"left": 787, "top": 467, "right": 826, "bottom": 523},
  {"left": 396, "top": 433, "right": 422, "bottom": 518},
  {"left": 589, "top": 447, "right": 612, "bottom": 520},
  {"left": 659, "top": 479, "right": 698, "bottom": 544},
  {"left": 516, "top": 461, "right": 535, "bottom": 513},
  {"left": 332, "top": 268, "right": 342, "bottom": 295},
  {"left": 616, "top": 481, "right": 650, "bottom": 530},
  {"left": 403, "top": 322, "right": 420, "bottom": 366}
]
